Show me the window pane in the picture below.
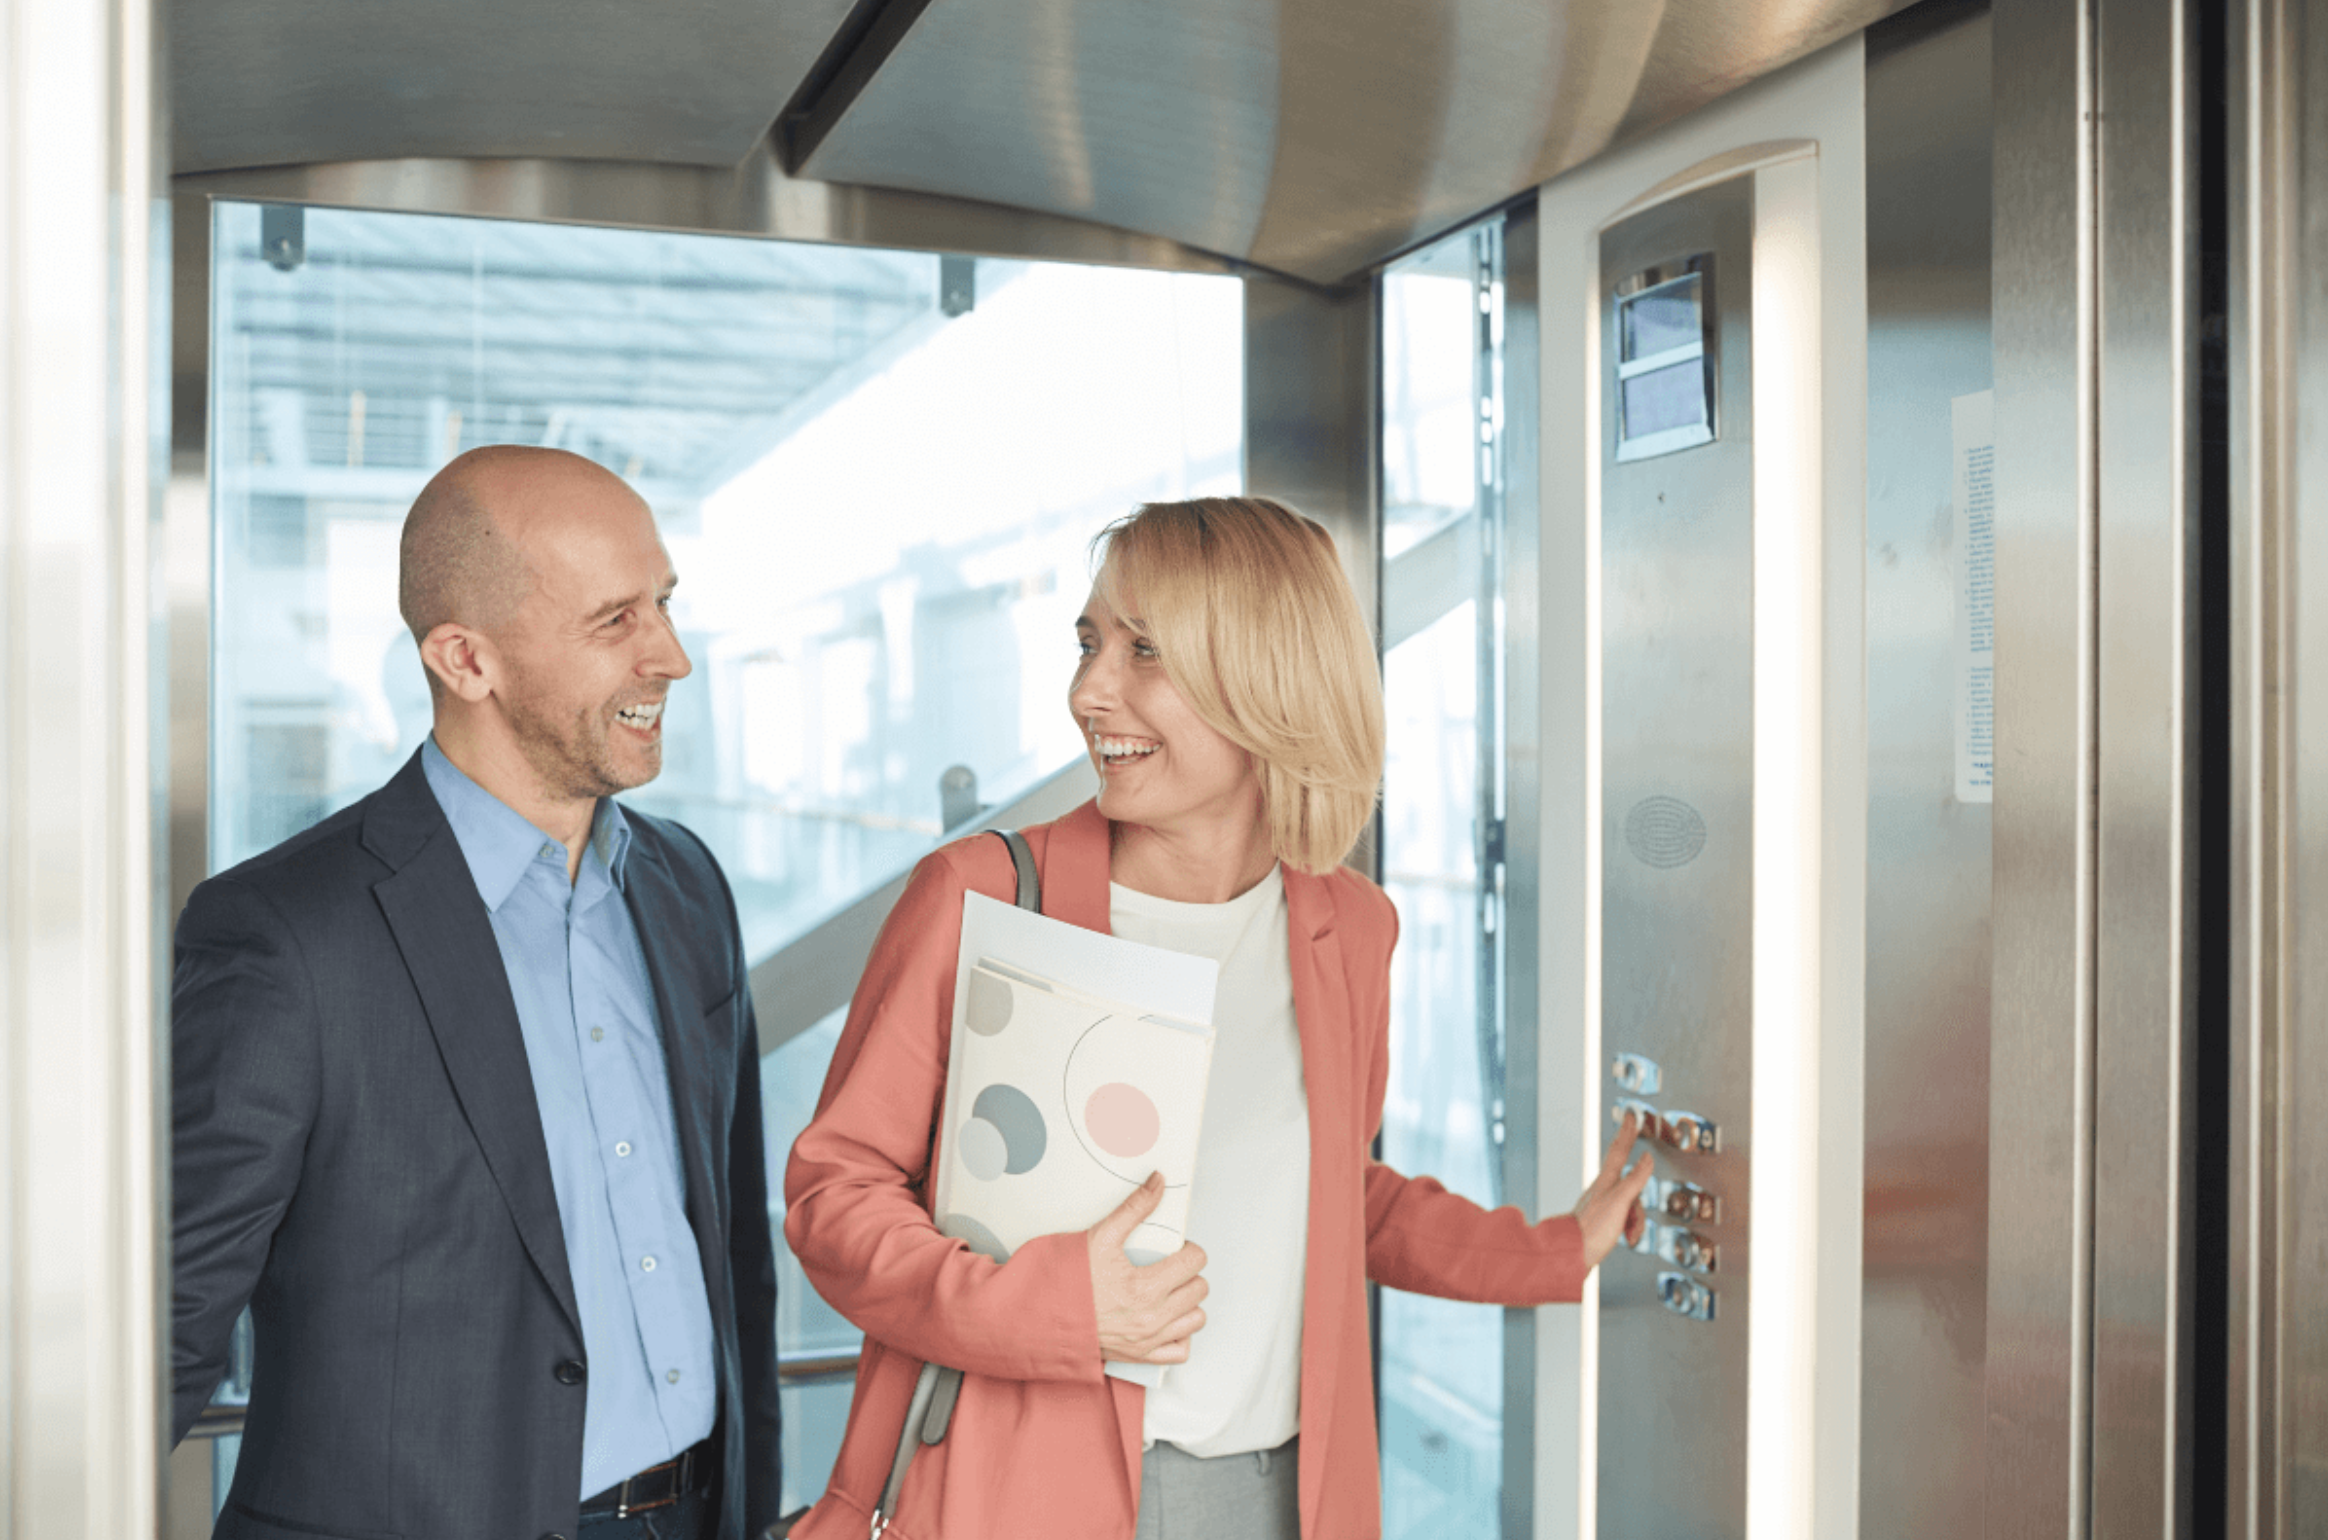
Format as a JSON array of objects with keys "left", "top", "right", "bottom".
[
  {"left": 762, "top": 1009, "right": 855, "bottom": 1510},
  {"left": 1620, "top": 357, "right": 1712, "bottom": 442},
  {"left": 1379, "top": 599, "right": 1502, "bottom": 1538},
  {"left": 1381, "top": 247, "right": 1482, "bottom": 559},
  {"left": 1620, "top": 273, "right": 1702, "bottom": 360},
  {"left": 204, "top": 203, "right": 1246, "bottom": 1498},
  {"left": 207, "top": 203, "right": 1243, "bottom": 962}
]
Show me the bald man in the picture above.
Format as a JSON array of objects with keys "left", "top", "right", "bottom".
[{"left": 170, "top": 447, "right": 783, "bottom": 1540}]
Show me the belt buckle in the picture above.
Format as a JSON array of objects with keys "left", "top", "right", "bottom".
[{"left": 613, "top": 1450, "right": 689, "bottom": 1519}]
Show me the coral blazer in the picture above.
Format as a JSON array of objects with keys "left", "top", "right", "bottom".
[{"left": 783, "top": 801, "right": 1585, "bottom": 1540}]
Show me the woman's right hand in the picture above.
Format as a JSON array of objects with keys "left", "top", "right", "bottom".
[{"left": 1087, "top": 1172, "right": 1210, "bottom": 1364}]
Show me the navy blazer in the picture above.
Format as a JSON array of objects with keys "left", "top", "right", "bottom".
[{"left": 170, "top": 749, "right": 781, "bottom": 1540}]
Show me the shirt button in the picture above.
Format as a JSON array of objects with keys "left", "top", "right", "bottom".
[
  {"left": 667, "top": 1369, "right": 681, "bottom": 1385},
  {"left": 641, "top": 1256, "right": 657, "bottom": 1273},
  {"left": 591, "top": 1027, "right": 605, "bottom": 1043},
  {"left": 615, "top": 1141, "right": 632, "bottom": 1158},
  {"left": 539, "top": 843, "right": 559, "bottom": 861}
]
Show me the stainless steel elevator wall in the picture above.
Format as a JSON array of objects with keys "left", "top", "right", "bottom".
[
  {"left": 1596, "top": 173, "right": 1755, "bottom": 1539},
  {"left": 1859, "top": 5, "right": 1993, "bottom": 1533}
]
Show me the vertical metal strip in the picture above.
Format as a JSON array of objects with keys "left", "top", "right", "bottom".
[
  {"left": 2225, "top": 0, "right": 2294, "bottom": 1530},
  {"left": 1498, "top": 199, "right": 1543, "bottom": 1540},
  {"left": 2089, "top": 0, "right": 2203, "bottom": 1523},
  {"left": 1986, "top": 0, "right": 2102, "bottom": 1532}
]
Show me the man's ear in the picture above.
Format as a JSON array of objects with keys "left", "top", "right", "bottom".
[{"left": 420, "top": 622, "right": 496, "bottom": 704}]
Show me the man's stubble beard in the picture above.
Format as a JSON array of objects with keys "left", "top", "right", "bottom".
[{"left": 502, "top": 680, "right": 657, "bottom": 803}]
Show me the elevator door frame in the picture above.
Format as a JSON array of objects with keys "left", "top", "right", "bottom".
[{"left": 1533, "top": 34, "right": 1869, "bottom": 1540}]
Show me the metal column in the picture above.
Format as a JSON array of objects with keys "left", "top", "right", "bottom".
[{"left": 0, "top": 0, "right": 168, "bottom": 1529}]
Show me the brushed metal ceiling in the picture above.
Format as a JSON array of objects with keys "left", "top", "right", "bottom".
[
  {"left": 804, "top": 0, "right": 1915, "bottom": 281},
  {"left": 171, "top": 0, "right": 858, "bottom": 172},
  {"left": 172, "top": 0, "right": 1915, "bottom": 281}
]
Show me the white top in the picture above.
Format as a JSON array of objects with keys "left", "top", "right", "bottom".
[{"left": 1111, "top": 866, "right": 1309, "bottom": 1458}]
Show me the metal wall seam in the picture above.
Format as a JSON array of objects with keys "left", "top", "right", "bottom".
[
  {"left": 2226, "top": 0, "right": 2298, "bottom": 1529},
  {"left": 2223, "top": 0, "right": 2293, "bottom": 1531}
]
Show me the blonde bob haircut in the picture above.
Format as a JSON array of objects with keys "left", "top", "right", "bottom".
[{"left": 1091, "top": 496, "right": 1385, "bottom": 874}]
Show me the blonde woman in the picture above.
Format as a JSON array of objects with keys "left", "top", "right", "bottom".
[{"left": 783, "top": 497, "right": 1652, "bottom": 1540}]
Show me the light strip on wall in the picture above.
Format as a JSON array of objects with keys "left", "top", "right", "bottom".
[{"left": 1746, "top": 152, "right": 1825, "bottom": 1540}]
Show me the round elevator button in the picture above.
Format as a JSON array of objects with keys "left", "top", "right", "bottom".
[{"left": 553, "top": 1359, "right": 585, "bottom": 1385}]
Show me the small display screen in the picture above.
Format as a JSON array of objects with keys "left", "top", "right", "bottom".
[
  {"left": 1621, "top": 274, "right": 1703, "bottom": 360},
  {"left": 1621, "top": 358, "right": 1711, "bottom": 440}
]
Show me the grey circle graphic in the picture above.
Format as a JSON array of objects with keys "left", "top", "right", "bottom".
[
  {"left": 967, "top": 969, "right": 1015, "bottom": 1037},
  {"left": 1625, "top": 795, "right": 1708, "bottom": 868},
  {"left": 942, "top": 1212, "right": 1011, "bottom": 1262},
  {"left": 956, "top": 1117, "right": 1008, "bottom": 1181},
  {"left": 971, "top": 1082, "right": 1047, "bottom": 1174}
]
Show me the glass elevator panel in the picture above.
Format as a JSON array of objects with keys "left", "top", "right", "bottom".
[
  {"left": 201, "top": 201, "right": 1245, "bottom": 1503},
  {"left": 205, "top": 201, "right": 1243, "bottom": 959},
  {"left": 1597, "top": 174, "right": 1755, "bottom": 1537},
  {"left": 1378, "top": 217, "right": 1521, "bottom": 1538}
]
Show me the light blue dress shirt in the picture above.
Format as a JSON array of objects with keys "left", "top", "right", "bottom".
[{"left": 421, "top": 739, "right": 717, "bottom": 1497}]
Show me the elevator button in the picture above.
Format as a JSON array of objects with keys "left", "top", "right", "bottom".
[
  {"left": 1656, "top": 1226, "right": 1718, "bottom": 1274},
  {"left": 1611, "top": 1097, "right": 1665, "bottom": 1144},
  {"left": 1663, "top": 1111, "right": 1719, "bottom": 1154},
  {"left": 1614, "top": 1100, "right": 1718, "bottom": 1155},
  {"left": 1648, "top": 1176, "right": 1721, "bottom": 1224},
  {"left": 1610, "top": 1052, "right": 1662, "bottom": 1095},
  {"left": 1658, "top": 1272, "right": 1717, "bottom": 1323}
]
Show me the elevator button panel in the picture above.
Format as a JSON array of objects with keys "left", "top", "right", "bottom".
[
  {"left": 1658, "top": 1272, "right": 1717, "bottom": 1323},
  {"left": 1611, "top": 1052, "right": 1663, "bottom": 1096}
]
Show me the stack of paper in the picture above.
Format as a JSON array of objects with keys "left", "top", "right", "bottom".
[{"left": 936, "top": 891, "right": 1221, "bottom": 1386}]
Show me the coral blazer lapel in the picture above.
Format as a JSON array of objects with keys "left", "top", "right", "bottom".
[{"left": 1281, "top": 864, "right": 1355, "bottom": 1540}]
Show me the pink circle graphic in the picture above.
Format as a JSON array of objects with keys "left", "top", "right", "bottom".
[{"left": 1083, "top": 1083, "right": 1161, "bottom": 1158}]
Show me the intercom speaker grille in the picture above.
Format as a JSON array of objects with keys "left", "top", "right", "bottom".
[{"left": 1624, "top": 795, "right": 1708, "bottom": 868}]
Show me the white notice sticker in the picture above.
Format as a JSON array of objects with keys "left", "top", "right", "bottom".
[{"left": 1952, "top": 390, "right": 1996, "bottom": 803}]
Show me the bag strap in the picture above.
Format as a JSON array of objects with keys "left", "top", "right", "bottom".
[{"left": 871, "top": 829, "right": 1042, "bottom": 1535}]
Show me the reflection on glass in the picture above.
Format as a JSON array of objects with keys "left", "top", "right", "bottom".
[
  {"left": 1620, "top": 273, "right": 1703, "bottom": 360},
  {"left": 204, "top": 201, "right": 1245, "bottom": 1500},
  {"left": 1377, "top": 221, "right": 1508, "bottom": 1539},
  {"left": 1621, "top": 358, "right": 1712, "bottom": 440},
  {"left": 1380, "top": 602, "right": 1501, "bottom": 1539},
  {"left": 1381, "top": 243, "right": 1484, "bottom": 560},
  {"left": 208, "top": 202, "right": 1242, "bottom": 960},
  {"left": 762, "top": 1011, "right": 855, "bottom": 1507}
]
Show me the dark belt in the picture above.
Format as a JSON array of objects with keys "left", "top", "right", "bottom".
[{"left": 580, "top": 1439, "right": 713, "bottom": 1520}]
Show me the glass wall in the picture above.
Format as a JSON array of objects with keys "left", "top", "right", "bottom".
[
  {"left": 1375, "top": 220, "right": 1515, "bottom": 1537},
  {"left": 202, "top": 200, "right": 1243, "bottom": 1504}
]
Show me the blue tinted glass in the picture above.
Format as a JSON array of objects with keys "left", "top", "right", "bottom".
[
  {"left": 1621, "top": 358, "right": 1711, "bottom": 440},
  {"left": 1621, "top": 273, "right": 1702, "bottom": 360},
  {"left": 207, "top": 202, "right": 1243, "bottom": 962}
]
